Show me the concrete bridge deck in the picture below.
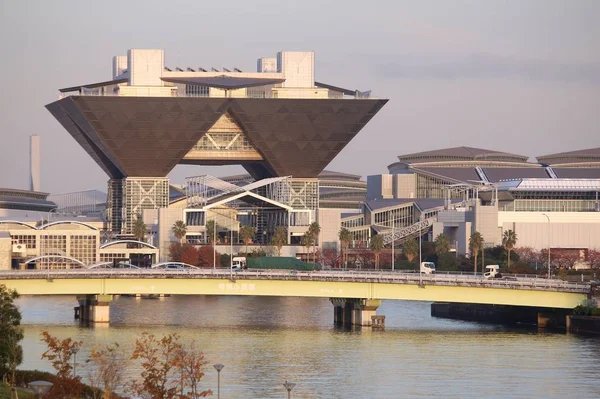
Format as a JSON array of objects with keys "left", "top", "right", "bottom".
[{"left": 0, "top": 269, "right": 590, "bottom": 310}]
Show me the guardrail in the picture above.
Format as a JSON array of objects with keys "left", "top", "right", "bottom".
[{"left": 0, "top": 269, "right": 590, "bottom": 294}]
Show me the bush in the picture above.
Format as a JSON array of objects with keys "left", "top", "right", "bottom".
[{"left": 572, "top": 305, "right": 600, "bottom": 316}]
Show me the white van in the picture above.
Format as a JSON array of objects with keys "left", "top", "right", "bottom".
[
  {"left": 484, "top": 265, "right": 501, "bottom": 279},
  {"left": 420, "top": 262, "right": 436, "bottom": 274},
  {"left": 232, "top": 257, "right": 247, "bottom": 270}
]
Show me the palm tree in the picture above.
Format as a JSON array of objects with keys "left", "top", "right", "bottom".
[
  {"left": 308, "top": 222, "right": 321, "bottom": 264},
  {"left": 239, "top": 225, "right": 255, "bottom": 256},
  {"left": 132, "top": 217, "right": 146, "bottom": 242},
  {"left": 301, "top": 233, "right": 311, "bottom": 263},
  {"left": 469, "top": 231, "right": 484, "bottom": 274},
  {"left": 271, "top": 226, "right": 287, "bottom": 256},
  {"left": 403, "top": 239, "right": 419, "bottom": 263},
  {"left": 338, "top": 228, "right": 352, "bottom": 269},
  {"left": 206, "top": 220, "right": 217, "bottom": 244},
  {"left": 434, "top": 233, "right": 450, "bottom": 256},
  {"left": 502, "top": 229, "right": 518, "bottom": 268},
  {"left": 171, "top": 220, "right": 187, "bottom": 244},
  {"left": 370, "top": 234, "right": 384, "bottom": 270}
]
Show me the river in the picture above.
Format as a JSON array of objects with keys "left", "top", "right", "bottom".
[{"left": 15, "top": 295, "right": 600, "bottom": 398}]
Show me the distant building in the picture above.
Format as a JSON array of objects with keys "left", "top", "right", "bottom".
[
  {"left": 355, "top": 146, "right": 600, "bottom": 257},
  {"left": 46, "top": 48, "right": 387, "bottom": 242}
]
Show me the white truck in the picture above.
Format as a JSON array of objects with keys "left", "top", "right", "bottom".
[
  {"left": 232, "top": 257, "right": 247, "bottom": 270},
  {"left": 484, "top": 265, "right": 501, "bottom": 279},
  {"left": 420, "top": 262, "right": 436, "bottom": 274}
]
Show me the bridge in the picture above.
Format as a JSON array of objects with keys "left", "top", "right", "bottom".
[{"left": 0, "top": 269, "right": 590, "bottom": 326}]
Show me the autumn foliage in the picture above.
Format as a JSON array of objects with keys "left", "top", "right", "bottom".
[
  {"left": 129, "top": 333, "right": 212, "bottom": 399},
  {"left": 169, "top": 243, "right": 218, "bottom": 267},
  {"left": 40, "top": 331, "right": 84, "bottom": 398}
]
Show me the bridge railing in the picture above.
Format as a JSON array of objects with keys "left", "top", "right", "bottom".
[{"left": 0, "top": 269, "right": 590, "bottom": 294}]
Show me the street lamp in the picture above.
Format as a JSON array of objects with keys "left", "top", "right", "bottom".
[
  {"left": 213, "top": 363, "right": 224, "bottom": 399},
  {"left": 70, "top": 347, "right": 80, "bottom": 377},
  {"left": 283, "top": 381, "right": 296, "bottom": 399},
  {"left": 541, "top": 213, "right": 551, "bottom": 279},
  {"left": 391, "top": 224, "right": 395, "bottom": 271}
]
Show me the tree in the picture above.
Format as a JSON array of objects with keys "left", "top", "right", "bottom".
[
  {"left": 40, "top": 331, "right": 84, "bottom": 399},
  {"left": 175, "top": 341, "right": 212, "bottom": 399},
  {"left": 0, "top": 285, "right": 23, "bottom": 398},
  {"left": 370, "top": 234, "right": 384, "bottom": 270},
  {"left": 403, "top": 239, "right": 419, "bottom": 263},
  {"left": 514, "top": 247, "right": 543, "bottom": 267},
  {"left": 301, "top": 233, "right": 311, "bottom": 263},
  {"left": 87, "top": 343, "right": 127, "bottom": 399},
  {"left": 239, "top": 225, "right": 255, "bottom": 256},
  {"left": 469, "top": 231, "right": 484, "bottom": 274},
  {"left": 502, "top": 229, "right": 518, "bottom": 268},
  {"left": 307, "top": 222, "right": 321, "bottom": 264},
  {"left": 133, "top": 217, "right": 147, "bottom": 242},
  {"left": 270, "top": 226, "right": 287, "bottom": 256},
  {"left": 338, "top": 228, "right": 352, "bottom": 269},
  {"left": 322, "top": 248, "right": 342, "bottom": 269},
  {"left": 172, "top": 220, "right": 187, "bottom": 244},
  {"left": 129, "top": 333, "right": 211, "bottom": 399},
  {"left": 205, "top": 220, "right": 217, "bottom": 244},
  {"left": 434, "top": 233, "right": 450, "bottom": 256},
  {"left": 587, "top": 249, "right": 600, "bottom": 269}
]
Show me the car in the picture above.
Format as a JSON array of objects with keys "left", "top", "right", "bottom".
[{"left": 164, "top": 264, "right": 186, "bottom": 271}]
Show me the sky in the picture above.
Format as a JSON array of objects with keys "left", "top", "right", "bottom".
[{"left": 0, "top": 0, "right": 599, "bottom": 194}]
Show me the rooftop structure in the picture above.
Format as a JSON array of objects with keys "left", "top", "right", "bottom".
[
  {"left": 0, "top": 188, "right": 57, "bottom": 218},
  {"left": 46, "top": 49, "right": 386, "bottom": 233},
  {"left": 537, "top": 147, "right": 600, "bottom": 167}
]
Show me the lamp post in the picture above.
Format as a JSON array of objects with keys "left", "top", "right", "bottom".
[
  {"left": 283, "top": 381, "right": 296, "bottom": 399},
  {"left": 542, "top": 213, "right": 551, "bottom": 279},
  {"left": 418, "top": 225, "right": 422, "bottom": 286},
  {"left": 213, "top": 364, "right": 224, "bottom": 399},
  {"left": 391, "top": 224, "right": 395, "bottom": 271},
  {"left": 213, "top": 218, "right": 217, "bottom": 270},
  {"left": 70, "top": 347, "right": 80, "bottom": 377}
]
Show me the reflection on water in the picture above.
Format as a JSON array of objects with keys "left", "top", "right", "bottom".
[{"left": 16, "top": 295, "right": 600, "bottom": 399}]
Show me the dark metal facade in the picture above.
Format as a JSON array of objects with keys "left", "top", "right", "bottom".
[{"left": 46, "top": 97, "right": 387, "bottom": 180}]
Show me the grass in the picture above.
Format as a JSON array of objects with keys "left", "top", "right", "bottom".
[{"left": 0, "top": 385, "right": 37, "bottom": 399}]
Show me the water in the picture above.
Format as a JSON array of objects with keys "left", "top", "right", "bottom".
[{"left": 16, "top": 295, "right": 600, "bottom": 399}]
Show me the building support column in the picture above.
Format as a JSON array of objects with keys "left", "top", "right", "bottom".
[
  {"left": 330, "top": 298, "right": 382, "bottom": 327},
  {"left": 76, "top": 295, "right": 112, "bottom": 324}
]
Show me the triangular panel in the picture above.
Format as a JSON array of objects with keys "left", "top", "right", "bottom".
[{"left": 183, "top": 112, "right": 263, "bottom": 162}]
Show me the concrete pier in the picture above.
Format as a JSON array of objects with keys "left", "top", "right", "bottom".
[
  {"left": 331, "top": 298, "right": 382, "bottom": 327},
  {"left": 76, "top": 295, "right": 112, "bottom": 323}
]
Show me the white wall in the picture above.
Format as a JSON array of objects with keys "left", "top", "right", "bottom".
[
  {"left": 112, "top": 55, "right": 128, "bottom": 79},
  {"left": 319, "top": 208, "right": 342, "bottom": 250},
  {"left": 277, "top": 51, "right": 314, "bottom": 88},
  {"left": 29, "top": 135, "right": 40, "bottom": 192},
  {"left": 257, "top": 57, "right": 277, "bottom": 73},
  {"left": 128, "top": 49, "right": 164, "bottom": 86}
]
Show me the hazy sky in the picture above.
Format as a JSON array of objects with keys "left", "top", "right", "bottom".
[{"left": 1, "top": 0, "right": 599, "bottom": 194}]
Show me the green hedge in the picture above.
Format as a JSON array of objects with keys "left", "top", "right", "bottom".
[{"left": 572, "top": 305, "right": 600, "bottom": 316}]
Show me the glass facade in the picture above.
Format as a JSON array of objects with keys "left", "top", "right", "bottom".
[
  {"left": 502, "top": 200, "right": 598, "bottom": 212},
  {"left": 12, "top": 235, "right": 37, "bottom": 249},
  {"left": 122, "top": 178, "right": 170, "bottom": 234},
  {"left": 70, "top": 235, "right": 97, "bottom": 265},
  {"left": 415, "top": 173, "right": 463, "bottom": 199},
  {"left": 373, "top": 204, "right": 415, "bottom": 229}
]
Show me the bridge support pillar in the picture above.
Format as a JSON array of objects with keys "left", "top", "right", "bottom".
[
  {"left": 76, "top": 295, "right": 112, "bottom": 323},
  {"left": 330, "top": 298, "right": 382, "bottom": 327}
]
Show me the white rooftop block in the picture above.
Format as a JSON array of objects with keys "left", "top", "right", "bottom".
[
  {"left": 128, "top": 49, "right": 164, "bottom": 86},
  {"left": 277, "top": 51, "right": 314, "bottom": 88}
]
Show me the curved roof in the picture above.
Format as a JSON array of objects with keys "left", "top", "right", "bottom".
[
  {"left": 161, "top": 75, "right": 285, "bottom": 89},
  {"left": 397, "top": 147, "right": 528, "bottom": 164},
  {"left": 100, "top": 240, "right": 157, "bottom": 249},
  {"left": 537, "top": 147, "right": 600, "bottom": 165},
  {"left": 39, "top": 220, "right": 98, "bottom": 231},
  {"left": 0, "top": 220, "right": 36, "bottom": 230}
]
